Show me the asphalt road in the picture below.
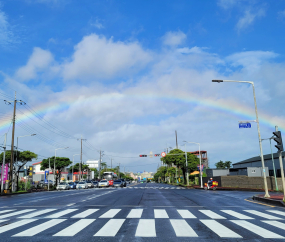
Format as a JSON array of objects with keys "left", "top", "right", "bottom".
[{"left": 0, "top": 182, "right": 285, "bottom": 241}]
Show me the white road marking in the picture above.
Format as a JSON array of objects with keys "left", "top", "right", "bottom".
[
  {"left": 0, "top": 209, "right": 36, "bottom": 219},
  {"left": 231, "top": 220, "right": 284, "bottom": 239},
  {"left": 72, "top": 209, "right": 99, "bottom": 218},
  {"left": 170, "top": 219, "right": 198, "bottom": 237},
  {"left": 99, "top": 209, "right": 121, "bottom": 218},
  {"left": 177, "top": 210, "right": 197, "bottom": 219},
  {"left": 262, "top": 220, "right": 285, "bottom": 230},
  {"left": 13, "top": 219, "right": 66, "bottom": 236},
  {"left": 244, "top": 210, "right": 283, "bottom": 220},
  {"left": 54, "top": 219, "right": 95, "bottom": 236},
  {"left": 0, "top": 219, "right": 37, "bottom": 234},
  {"left": 45, "top": 209, "right": 78, "bottom": 218},
  {"left": 200, "top": 219, "right": 242, "bottom": 238},
  {"left": 127, "top": 209, "right": 143, "bottom": 218},
  {"left": 94, "top": 219, "right": 125, "bottom": 237},
  {"left": 267, "top": 210, "right": 285, "bottom": 217},
  {"left": 154, "top": 209, "right": 169, "bottom": 218},
  {"left": 19, "top": 209, "right": 57, "bottom": 218},
  {"left": 135, "top": 219, "right": 156, "bottom": 237},
  {"left": 0, "top": 210, "right": 15, "bottom": 214},
  {"left": 67, "top": 203, "right": 75, "bottom": 206},
  {"left": 0, "top": 220, "right": 7, "bottom": 223},
  {"left": 199, "top": 210, "right": 226, "bottom": 219},
  {"left": 221, "top": 210, "right": 253, "bottom": 220}
]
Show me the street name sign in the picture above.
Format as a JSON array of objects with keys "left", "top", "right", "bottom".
[{"left": 239, "top": 123, "right": 251, "bottom": 128}]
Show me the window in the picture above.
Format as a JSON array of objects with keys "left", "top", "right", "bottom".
[{"left": 251, "top": 170, "right": 256, "bottom": 173}]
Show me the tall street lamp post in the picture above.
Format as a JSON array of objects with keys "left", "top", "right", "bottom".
[
  {"left": 54, "top": 147, "right": 68, "bottom": 185},
  {"left": 212, "top": 79, "right": 270, "bottom": 197},
  {"left": 183, "top": 143, "right": 189, "bottom": 186},
  {"left": 73, "top": 154, "right": 80, "bottom": 181}
]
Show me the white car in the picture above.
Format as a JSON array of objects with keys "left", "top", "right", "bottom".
[
  {"left": 56, "top": 182, "right": 70, "bottom": 190},
  {"left": 77, "top": 181, "right": 88, "bottom": 189},
  {"left": 98, "top": 180, "right": 109, "bottom": 188}
]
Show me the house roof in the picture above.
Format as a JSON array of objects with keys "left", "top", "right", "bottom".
[
  {"left": 32, "top": 161, "right": 42, "bottom": 165},
  {"left": 233, "top": 152, "right": 285, "bottom": 165}
]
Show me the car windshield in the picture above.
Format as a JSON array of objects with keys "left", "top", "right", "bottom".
[
  {"left": 86, "top": 181, "right": 91, "bottom": 183},
  {"left": 114, "top": 180, "right": 121, "bottom": 182},
  {"left": 78, "top": 182, "right": 85, "bottom": 184},
  {"left": 100, "top": 180, "right": 107, "bottom": 183},
  {"left": 93, "top": 181, "right": 98, "bottom": 183},
  {"left": 59, "top": 182, "right": 66, "bottom": 185},
  {"left": 69, "top": 182, "right": 74, "bottom": 185}
]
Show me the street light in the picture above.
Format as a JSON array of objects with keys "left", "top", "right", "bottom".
[
  {"left": 182, "top": 142, "right": 189, "bottom": 186},
  {"left": 54, "top": 147, "right": 69, "bottom": 185},
  {"left": 16, "top": 134, "right": 36, "bottom": 191},
  {"left": 261, "top": 136, "right": 278, "bottom": 191},
  {"left": 184, "top": 141, "right": 203, "bottom": 188},
  {"left": 73, "top": 154, "right": 80, "bottom": 182},
  {"left": 212, "top": 79, "right": 270, "bottom": 197}
]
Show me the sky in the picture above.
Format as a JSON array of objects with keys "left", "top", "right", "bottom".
[{"left": 1, "top": 0, "right": 285, "bottom": 172}]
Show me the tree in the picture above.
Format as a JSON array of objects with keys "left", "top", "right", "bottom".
[
  {"left": 224, "top": 161, "right": 232, "bottom": 169},
  {"left": 41, "top": 156, "right": 72, "bottom": 186},
  {"left": 215, "top": 160, "right": 232, "bottom": 169},
  {"left": 69, "top": 163, "right": 89, "bottom": 173},
  {"left": 0, "top": 150, "right": 37, "bottom": 191},
  {"left": 167, "top": 167, "right": 176, "bottom": 183}
]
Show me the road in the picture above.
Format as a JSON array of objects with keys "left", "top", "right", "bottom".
[{"left": 0, "top": 182, "right": 285, "bottom": 241}]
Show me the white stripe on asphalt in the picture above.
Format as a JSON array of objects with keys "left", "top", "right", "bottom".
[
  {"left": 0, "top": 220, "right": 7, "bottom": 223},
  {"left": 94, "top": 219, "right": 125, "bottom": 237},
  {"left": 199, "top": 210, "right": 226, "bottom": 219},
  {"left": 45, "top": 209, "right": 77, "bottom": 218},
  {"left": 13, "top": 219, "right": 66, "bottom": 236},
  {"left": 54, "top": 219, "right": 95, "bottom": 236},
  {"left": 72, "top": 209, "right": 99, "bottom": 218},
  {"left": 231, "top": 220, "right": 284, "bottom": 239},
  {"left": 99, "top": 209, "right": 121, "bottom": 218},
  {"left": 0, "top": 219, "right": 37, "bottom": 234},
  {"left": 221, "top": 210, "right": 253, "bottom": 220},
  {"left": 0, "top": 210, "right": 15, "bottom": 214},
  {"left": 244, "top": 210, "right": 282, "bottom": 220},
  {"left": 154, "top": 209, "right": 169, "bottom": 218},
  {"left": 262, "top": 220, "right": 285, "bottom": 230},
  {"left": 127, "top": 209, "right": 143, "bottom": 218},
  {"left": 170, "top": 219, "right": 198, "bottom": 237},
  {"left": 135, "top": 219, "right": 156, "bottom": 237},
  {"left": 200, "top": 220, "right": 242, "bottom": 238},
  {"left": 177, "top": 210, "right": 197, "bottom": 219},
  {"left": 267, "top": 210, "right": 285, "bottom": 217},
  {"left": 19, "top": 209, "right": 57, "bottom": 218},
  {"left": 0, "top": 209, "right": 36, "bottom": 219}
]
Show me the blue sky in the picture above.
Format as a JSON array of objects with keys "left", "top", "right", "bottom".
[{"left": 1, "top": 0, "right": 285, "bottom": 172}]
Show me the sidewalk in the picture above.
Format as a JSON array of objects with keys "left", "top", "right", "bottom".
[{"left": 253, "top": 193, "right": 285, "bottom": 207}]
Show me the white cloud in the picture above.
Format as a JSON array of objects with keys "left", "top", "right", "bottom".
[
  {"left": 278, "top": 9, "right": 285, "bottom": 19},
  {"left": 90, "top": 18, "right": 104, "bottom": 29},
  {"left": 62, "top": 34, "right": 152, "bottom": 80},
  {"left": 15, "top": 47, "right": 54, "bottom": 81},
  {"left": 236, "top": 8, "right": 266, "bottom": 31},
  {"left": 217, "top": 0, "right": 238, "bottom": 10},
  {"left": 0, "top": 8, "right": 15, "bottom": 47},
  {"left": 162, "top": 31, "right": 186, "bottom": 46}
]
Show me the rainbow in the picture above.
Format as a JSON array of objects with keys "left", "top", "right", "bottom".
[{"left": 0, "top": 90, "right": 284, "bottom": 134}]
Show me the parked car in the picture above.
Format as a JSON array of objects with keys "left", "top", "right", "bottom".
[
  {"left": 92, "top": 181, "right": 99, "bottom": 188},
  {"left": 113, "top": 180, "right": 124, "bottom": 188},
  {"left": 77, "top": 181, "right": 88, "bottom": 189},
  {"left": 68, "top": 182, "right": 77, "bottom": 189},
  {"left": 86, "top": 180, "right": 94, "bottom": 188},
  {"left": 56, "top": 182, "right": 70, "bottom": 190},
  {"left": 98, "top": 180, "right": 109, "bottom": 188},
  {"left": 119, "top": 179, "right": 127, "bottom": 187},
  {"left": 126, "top": 179, "right": 131, "bottom": 184}
]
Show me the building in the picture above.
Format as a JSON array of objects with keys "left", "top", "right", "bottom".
[
  {"left": 206, "top": 169, "right": 229, "bottom": 177},
  {"left": 230, "top": 152, "right": 285, "bottom": 177}
]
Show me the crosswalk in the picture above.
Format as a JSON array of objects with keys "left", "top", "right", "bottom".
[
  {"left": 0, "top": 208, "right": 285, "bottom": 238},
  {"left": 128, "top": 186, "right": 186, "bottom": 189}
]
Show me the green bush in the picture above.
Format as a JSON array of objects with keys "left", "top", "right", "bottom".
[{"left": 17, "top": 180, "right": 31, "bottom": 191}]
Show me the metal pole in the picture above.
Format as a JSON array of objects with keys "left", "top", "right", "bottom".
[
  {"left": 276, "top": 126, "right": 285, "bottom": 201},
  {"left": 48, "top": 158, "right": 50, "bottom": 191},
  {"left": 24, "top": 165, "right": 27, "bottom": 191},
  {"left": 1, "top": 133, "right": 7, "bottom": 195},
  {"left": 99, "top": 150, "right": 101, "bottom": 179},
  {"left": 184, "top": 144, "right": 189, "bottom": 186},
  {"left": 269, "top": 139, "right": 278, "bottom": 191},
  {"left": 199, "top": 144, "right": 203, "bottom": 188},
  {"left": 54, "top": 150, "right": 56, "bottom": 186},
  {"left": 72, "top": 156, "right": 74, "bottom": 182}
]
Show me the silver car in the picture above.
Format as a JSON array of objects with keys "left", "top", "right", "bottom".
[
  {"left": 98, "top": 180, "right": 109, "bottom": 188},
  {"left": 77, "top": 181, "right": 88, "bottom": 189},
  {"left": 56, "top": 182, "right": 70, "bottom": 190}
]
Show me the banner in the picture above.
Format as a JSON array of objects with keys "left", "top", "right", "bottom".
[
  {"left": 44, "top": 170, "right": 49, "bottom": 184},
  {"left": 197, "top": 165, "right": 204, "bottom": 171},
  {"left": 0, "top": 164, "right": 9, "bottom": 182}
]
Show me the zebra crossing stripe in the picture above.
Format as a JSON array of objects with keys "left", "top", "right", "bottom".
[
  {"left": 135, "top": 219, "right": 156, "bottom": 237},
  {"left": 154, "top": 209, "right": 169, "bottom": 218},
  {"left": 99, "top": 209, "right": 121, "bottom": 218},
  {"left": 199, "top": 210, "right": 226, "bottom": 219},
  {"left": 54, "top": 219, "right": 95, "bottom": 236},
  {"left": 0, "top": 209, "right": 36, "bottom": 219},
  {"left": 0, "top": 219, "right": 37, "bottom": 234},
  {"left": 0, "top": 220, "right": 7, "bottom": 224},
  {"left": 221, "top": 210, "right": 253, "bottom": 220},
  {"left": 0, "top": 210, "right": 15, "bottom": 214},
  {"left": 94, "top": 219, "right": 125, "bottom": 237},
  {"left": 19, "top": 209, "right": 57, "bottom": 218},
  {"left": 262, "top": 220, "right": 285, "bottom": 230},
  {"left": 200, "top": 220, "right": 242, "bottom": 238},
  {"left": 177, "top": 210, "right": 197, "bottom": 219},
  {"left": 45, "top": 209, "right": 78, "bottom": 218},
  {"left": 13, "top": 219, "right": 66, "bottom": 237},
  {"left": 244, "top": 210, "right": 283, "bottom": 220},
  {"left": 170, "top": 219, "right": 198, "bottom": 237},
  {"left": 71, "top": 209, "right": 99, "bottom": 218},
  {"left": 231, "top": 220, "right": 284, "bottom": 239},
  {"left": 267, "top": 210, "right": 285, "bottom": 217},
  {"left": 127, "top": 209, "right": 143, "bottom": 218}
]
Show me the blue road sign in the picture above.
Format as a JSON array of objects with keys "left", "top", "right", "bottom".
[{"left": 239, "top": 123, "right": 251, "bottom": 128}]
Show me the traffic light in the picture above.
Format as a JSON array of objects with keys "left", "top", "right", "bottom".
[
  {"left": 273, "top": 131, "right": 284, "bottom": 152},
  {"left": 154, "top": 154, "right": 160, "bottom": 157},
  {"left": 139, "top": 155, "right": 147, "bottom": 157}
]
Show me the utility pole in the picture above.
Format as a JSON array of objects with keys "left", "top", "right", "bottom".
[
  {"left": 1, "top": 133, "right": 7, "bottom": 195},
  {"left": 111, "top": 158, "right": 112, "bottom": 169},
  {"left": 175, "top": 130, "right": 178, "bottom": 149},
  {"left": 276, "top": 126, "right": 285, "bottom": 201},
  {"left": 78, "top": 136, "right": 86, "bottom": 181},
  {"left": 99, "top": 150, "right": 102, "bottom": 179},
  {"left": 118, "top": 163, "right": 120, "bottom": 178}
]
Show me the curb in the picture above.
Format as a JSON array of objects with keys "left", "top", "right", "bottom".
[
  {"left": 252, "top": 195, "right": 285, "bottom": 207},
  {"left": 0, "top": 191, "right": 31, "bottom": 196}
]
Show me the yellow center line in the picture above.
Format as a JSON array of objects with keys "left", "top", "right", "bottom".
[{"left": 244, "top": 199, "right": 275, "bottom": 207}]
